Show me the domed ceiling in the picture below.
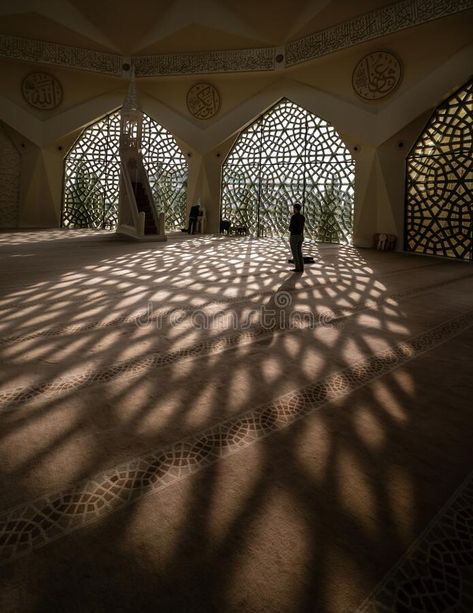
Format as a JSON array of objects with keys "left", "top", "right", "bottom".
[{"left": 0, "top": 0, "right": 400, "bottom": 55}]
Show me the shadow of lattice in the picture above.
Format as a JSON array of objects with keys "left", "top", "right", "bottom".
[{"left": 0, "top": 230, "right": 472, "bottom": 612}]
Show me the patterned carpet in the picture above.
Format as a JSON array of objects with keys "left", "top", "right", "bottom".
[{"left": 0, "top": 230, "right": 472, "bottom": 612}]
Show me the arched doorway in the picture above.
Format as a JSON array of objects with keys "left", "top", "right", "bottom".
[
  {"left": 221, "top": 98, "right": 354, "bottom": 243},
  {"left": 405, "top": 80, "right": 473, "bottom": 260},
  {"left": 63, "top": 111, "right": 188, "bottom": 231}
]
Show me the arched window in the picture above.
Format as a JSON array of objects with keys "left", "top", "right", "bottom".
[
  {"left": 63, "top": 110, "right": 188, "bottom": 230},
  {"left": 221, "top": 99, "right": 354, "bottom": 243},
  {"left": 406, "top": 80, "right": 473, "bottom": 260}
]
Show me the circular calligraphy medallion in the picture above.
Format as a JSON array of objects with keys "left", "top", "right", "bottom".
[
  {"left": 21, "top": 72, "right": 63, "bottom": 110},
  {"left": 352, "top": 51, "right": 402, "bottom": 101},
  {"left": 186, "top": 82, "right": 221, "bottom": 120}
]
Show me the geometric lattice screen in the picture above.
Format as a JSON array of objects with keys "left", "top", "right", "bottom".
[
  {"left": 406, "top": 80, "right": 473, "bottom": 260},
  {"left": 0, "top": 125, "right": 20, "bottom": 228},
  {"left": 63, "top": 110, "right": 188, "bottom": 231},
  {"left": 222, "top": 98, "right": 354, "bottom": 243}
]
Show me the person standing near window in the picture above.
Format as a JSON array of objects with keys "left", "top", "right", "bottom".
[
  {"left": 188, "top": 199, "right": 201, "bottom": 234},
  {"left": 289, "top": 204, "right": 305, "bottom": 273}
]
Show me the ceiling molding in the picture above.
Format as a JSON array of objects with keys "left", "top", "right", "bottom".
[
  {"left": 0, "top": 35, "right": 123, "bottom": 76},
  {"left": 286, "top": 0, "right": 473, "bottom": 66},
  {"left": 133, "top": 48, "right": 275, "bottom": 77},
  {"left": 0, "top": 0, "right": 472, "bottom": 77}
]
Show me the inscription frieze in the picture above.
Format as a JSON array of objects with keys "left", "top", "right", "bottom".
[
  {"left": 133, "top": 48, "right": 275, "bottom": 77},
  {"left": 286, "top": 0, "right": 473, "bottom": 66},
  {"left": 0, "top": 35, "right": 122, "bottom": 75},
  {"left": 0, "top": 0, "right": 471, "bottom": 76}
]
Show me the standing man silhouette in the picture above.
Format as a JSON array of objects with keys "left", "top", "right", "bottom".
[
  {"left": 289, "top": 203, "right": 305, "bottom": 273},
  {"left": 188, "top": 199, "right": 201, "bottom": 234}
]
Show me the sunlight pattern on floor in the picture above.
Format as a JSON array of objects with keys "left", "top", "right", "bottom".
[
  {"left": 1, "top": 266, "right": 472, "bottom": 411},
  {"left": 0, "top": 308, "right": 472, "bottom": 565}
]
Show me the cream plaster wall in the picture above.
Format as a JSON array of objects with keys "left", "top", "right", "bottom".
[{"left": 0, "top": 11, "right": 471, "bottom": 246}]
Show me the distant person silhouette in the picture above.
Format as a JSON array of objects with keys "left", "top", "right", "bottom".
[
  {"left": 188, "top": 199, "right": 201, "bottom": 234},
  {"left": 289, "top": 203, "right": 305, "bottom": 273}
]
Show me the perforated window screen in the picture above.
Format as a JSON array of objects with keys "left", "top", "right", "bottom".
[
  {"left": 63, "top": 110, "right": 188, "bottom": 230},
  {"left": 406, "top": 81, "right": 473, "bottom": 260},
  {"left": 221, "top": 99, "right": 354, "bottom": 243}
]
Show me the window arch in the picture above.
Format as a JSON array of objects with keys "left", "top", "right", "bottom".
[
  {"left": 63, "top": 110, "right": 188, "bottom": 230},
  {"left": 221, "top": 98, "right": 354, "bottom": 243},
  {"left": 406, "top": 80, "right": 473, "bottom": 260}
]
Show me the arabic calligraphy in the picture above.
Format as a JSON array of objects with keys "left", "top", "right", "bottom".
[
  {"left": 186, "top": 82, "right": 221, "bottom": 120},
  {"left": 352, "top": 51, "right": 402, "bottom": 100},
  {"left": 21, "top": 72, "right": 63, "bottom": 110}
]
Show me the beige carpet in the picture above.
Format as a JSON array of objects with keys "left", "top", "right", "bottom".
[{"left": 0, "top": 230, "right": 472, "bottom": 613}]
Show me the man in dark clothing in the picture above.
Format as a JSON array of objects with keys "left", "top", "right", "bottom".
[
  {"left": 188, "top": 200, "right": 201, "bottom": 234},
  {"left": 289, "top": 203, "right": 305, "bottom": 272}
]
